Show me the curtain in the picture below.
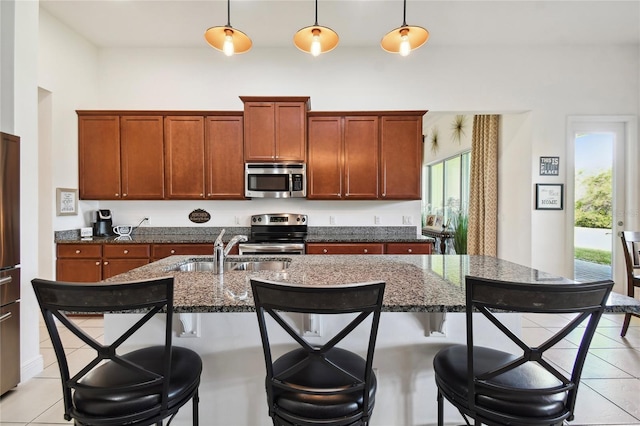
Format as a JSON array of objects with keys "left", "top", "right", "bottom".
[{"left": 468, "top": 115, "right": 499, "bottom": 256}]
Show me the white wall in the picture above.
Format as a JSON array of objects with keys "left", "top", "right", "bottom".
[
  {"left": 84, "top": 44, "right": 638, "bottom": 277},
  {"left": 8, "top": 5, "right": 637, "bottom": 380}
]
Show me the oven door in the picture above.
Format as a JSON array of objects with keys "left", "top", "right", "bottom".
[{"left": 238, "top": 243, "right": 305, "bottom": 255}]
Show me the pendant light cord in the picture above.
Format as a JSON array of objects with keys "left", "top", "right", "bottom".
[
  {"left": 402, "top": 0, "right": 407, "bottom": 26},
  {"left": 314, "top": 0, "right": 319, "bottom": 26},
  {"left": 226, "top": 0, "right": 231, "bottom": 27}
]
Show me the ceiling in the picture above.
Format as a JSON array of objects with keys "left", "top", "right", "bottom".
[{"left": 39, "top": 0, "right": 640, "bottom": 50}]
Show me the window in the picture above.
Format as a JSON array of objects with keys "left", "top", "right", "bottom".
[{"left": 424, "top": 151, "right": 471, "bottom": 226}]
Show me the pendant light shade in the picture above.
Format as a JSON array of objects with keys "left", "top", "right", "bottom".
[
  {"left": 381, "top": 0, "right": 428, "bottom": 56},
  {"left": 204, "top": 0, "right": 252, "bottom": 56},
  {"left": 294, "top": 0, "right": 338, "bottom": 56}
]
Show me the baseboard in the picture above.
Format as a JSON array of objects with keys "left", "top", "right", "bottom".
[{"left": 20, "top": 353, "right": 44, "bottom": 383}]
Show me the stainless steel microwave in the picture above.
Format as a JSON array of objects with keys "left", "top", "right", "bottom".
[{"left": 245, "top": 163, "right": 307, "bottom": 198}]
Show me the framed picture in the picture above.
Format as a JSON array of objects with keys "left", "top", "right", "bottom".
[
  {"left": 535, "top": 183, "right": 563, "bottom": 210},
  {"left": 56, "top": 188, "right": 78, "bottom": 216},
  {"left": 433, "top": 215, "right": 444, "bottom": 229},
  {"left": 425, "top": 215, "right": 436, "bottom": 227}
]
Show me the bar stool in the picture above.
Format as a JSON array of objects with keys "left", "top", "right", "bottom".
[
  {"left": 433, "top": 275, "right": 613, "bottom": 426},
  {"left": 250, "top": 278, "right": 385, "bottom": 426},
  {"left": 32, "top": 277, "right": 202, "bottom": 426}
]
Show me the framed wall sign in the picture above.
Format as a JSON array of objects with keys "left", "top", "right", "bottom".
[
  {"left": 539, "top": 156, "right": 560, "bottom": 175},
  {"left": 535, "top": 183, "right": 563, "bottom": 210},
  {"left": 56, "top": 188, "right": 78, "bottom": 216}
]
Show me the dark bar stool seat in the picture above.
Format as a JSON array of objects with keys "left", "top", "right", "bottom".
[
  {"left": 32, "top": 277, "right": 202, "bottom": 426},
  {"left": 250, "top": 278, "right": 385, "bottom": 426},
  {"left": 433, "top": 275, "right": 613, "bottom": 426}
]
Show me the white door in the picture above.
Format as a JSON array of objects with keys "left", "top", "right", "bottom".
[{"left": 567, "top": 117, "right": 637, "bottom": 293}]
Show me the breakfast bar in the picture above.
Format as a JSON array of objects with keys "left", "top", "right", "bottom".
[{"left": 103, "top": 255, "right": 640, "bottom": 425}]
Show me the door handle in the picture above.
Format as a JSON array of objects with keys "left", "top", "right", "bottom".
[
  {"left": 0, "top": 276, "right": 12, "bottom": 286},
  {"left": 0, "top": 312, "right": 12, "bottom": 323}
]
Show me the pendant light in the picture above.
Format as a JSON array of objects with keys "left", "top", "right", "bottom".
[
  {"left": 380, "top": 0, "right": 429, "bottom": 56},
  {"left": 204, "top": 0, "right": 252, "bottom": 56},
  {"left": 293, "top": 0, "right": 339, "bottom": 56}
]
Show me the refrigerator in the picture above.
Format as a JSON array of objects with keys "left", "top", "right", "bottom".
[{"left": 0, "top": 132, "right": 20, "bottom": 395}]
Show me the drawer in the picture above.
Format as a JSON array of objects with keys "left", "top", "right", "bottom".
[
  {"left": 152, "top": 244, "right": 213, "bottom": 259},
  {"left": 385, "top": 243, "right": 432, "bottom": 255},
  {"left": 103, "top": 244, "right": 150, "bottom": 258},
  {"left": 306, "top": 243, "right": 385, "bottom": 255},
  {"left": 57, "top": 244, "right": 102, "bottom": 259}
]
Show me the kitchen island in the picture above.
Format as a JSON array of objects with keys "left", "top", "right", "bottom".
[{"left": 103, "top": 255, "right": 639, "bottom": 426}]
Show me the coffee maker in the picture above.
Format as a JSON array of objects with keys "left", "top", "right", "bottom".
[{"left": 93, "top": 209, "right": 115, "bottom": 237}]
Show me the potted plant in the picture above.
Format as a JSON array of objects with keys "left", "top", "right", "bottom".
[{"left": 452, "top": 210, "right": 468, "bottom": 254}]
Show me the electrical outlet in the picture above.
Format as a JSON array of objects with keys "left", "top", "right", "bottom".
[
  {"left": 403, "top": 216, "right": 412, "bottom": 225},
  {"left": 329, "top": 216, "right": 336, "bottom": 225},
  {"left": 234, "top": 216, "right": 240, "bottom": 225},
  {"left": 374, "top": 216, "right": 380, "bottom": 225}
]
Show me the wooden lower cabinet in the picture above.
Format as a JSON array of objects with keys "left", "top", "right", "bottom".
[
  {"left": 102, "top": 244, "right": 150, "bottom": 279},
  {"left": 306, "top": 242, "right": 432, "bottom": 255},
  {"left": 56, "top": 243, "right": 150, "bottom": 282},
  {"left": 385, "top": 242, "right": 432, "bottom": 255},
  {"left": 306, "top": 243, "right": 385, "bottom": 255},
  {"left": 56, "top": 244, "right": 103, "bottom": 282},
  {"left": 152, "top": 243, "right": 214, "bottom": 261}
]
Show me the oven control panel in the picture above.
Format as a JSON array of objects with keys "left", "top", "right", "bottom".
[{"left": 251, "top": 213, "right": 307, "bottom": 225}]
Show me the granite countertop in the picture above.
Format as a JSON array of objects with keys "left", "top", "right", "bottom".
[
  {"left": 54, "top": 226, "right": 435, "bottom": 244},
  {"left": 103, "top": 254, "right": 640, "bottom": 314}
]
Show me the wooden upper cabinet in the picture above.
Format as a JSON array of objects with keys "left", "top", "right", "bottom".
[
  {"left": 344, "top": 116, "right": 379, "bottom": 199},
  {"left": 164, "top": 116, "right": 205, "bottom": 199},
  {"left": 241, "top": 96, "right": 309, "bottom": 162},
  {"left": 120, "top": 116, "right": 165, "bottom": 199},
  {"left": 307, "top": 116, "right": 343, "bottom": 199},
  {"left": 78, "top": 113, "right": 164, "bottom": 200},
  {"left": 79, "top": 115, "right": 121, "bottom": 199},
  {"left": 205, "top": 115, "right": 246, "bottom": 199},
  {"left": 380, "top": 115, "right": 423, "bottom": 199}
]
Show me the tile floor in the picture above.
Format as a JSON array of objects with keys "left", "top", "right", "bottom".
[{"left": 0, "top": 314, "right": 639, "bottom": 426}]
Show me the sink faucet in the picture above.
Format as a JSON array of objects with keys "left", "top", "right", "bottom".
[{"left": 213, "top": 229, "right": 248, "bottom": 274}]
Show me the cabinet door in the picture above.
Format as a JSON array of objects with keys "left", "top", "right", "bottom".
[
  {"left": 306, "top": 243, "right": 385, "bottom": 255},
  {"left": 152, "top": 243, "right": 214, "bottom": 260},
  {"left": 385, "top": 242, "right": 432, "bottom": 255},
  {"left": 78, "top": 115, "right": 121, "bottom": 199},
  {"left": 165, "top": 116, "right": 205, "bottom": 199},
  {"left": 121, "top": 116, "right": 165, "bottom": 199},
  {"left": 102, "top": 259, "right": 150, "bottom": 279},
  {"left": 307, "top": 117, "right": 343, "bottom": 199},
  {"left": 380, "top": 116, "right": 423, "bottom": 199},
  {"left": 56, "top": 259, "right": 102, "bottom": 282},
  {"left": 244, "top": 102, "right": 276, "bottom": 161},
  {"left": 343, "top": 116, "right": 379, "bottom": 199},
  {"left": 275, "top": 102, "right": 306, "bottom": 161},
  {"left": 206, "top": 116, "right": 246, "bottom": 199}
]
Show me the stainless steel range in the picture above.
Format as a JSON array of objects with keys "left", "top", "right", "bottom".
[{"left": 238, "top": 213, "right": 308, "bottom": 255}]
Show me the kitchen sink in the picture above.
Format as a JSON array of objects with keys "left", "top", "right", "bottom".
[{"left": 171, "top": 259, "right": 290, "bottom": 272}]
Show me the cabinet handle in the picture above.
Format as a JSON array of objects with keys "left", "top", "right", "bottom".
[
  {"left": 75, "top": 249, "right": 81, "bottom": 254},
  {"left": 0, "top": 312, "right": 12, "bottom": 323},
  {"left": 123, "top": 193, "right": 127, "bottom": 197},
  {"left": 323, "top": 249, "right": 328, "bottom": 253},
  {"left": 170, "top": 249, "right": 176, "bottom": 254},
  {"left": 207, "top": 193, "right": 211, "bottom": 197},
  {"left": 363, "top": 249, "right": 368, "bottom": 253},
  {"left": 408, "top": 248, "right": 412, "bottom": 253},
  {"left": 104, "top": 261, "right": 109, "bottom": 265},
  {"left": 115, "top": 193, "right": 119, "bottom": 197},
  {"left": 95, "top": 261, "right": 101, "bottom": 266},
  {"left": 123, "top": 250, "right": 129, "bottom": 254}
]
